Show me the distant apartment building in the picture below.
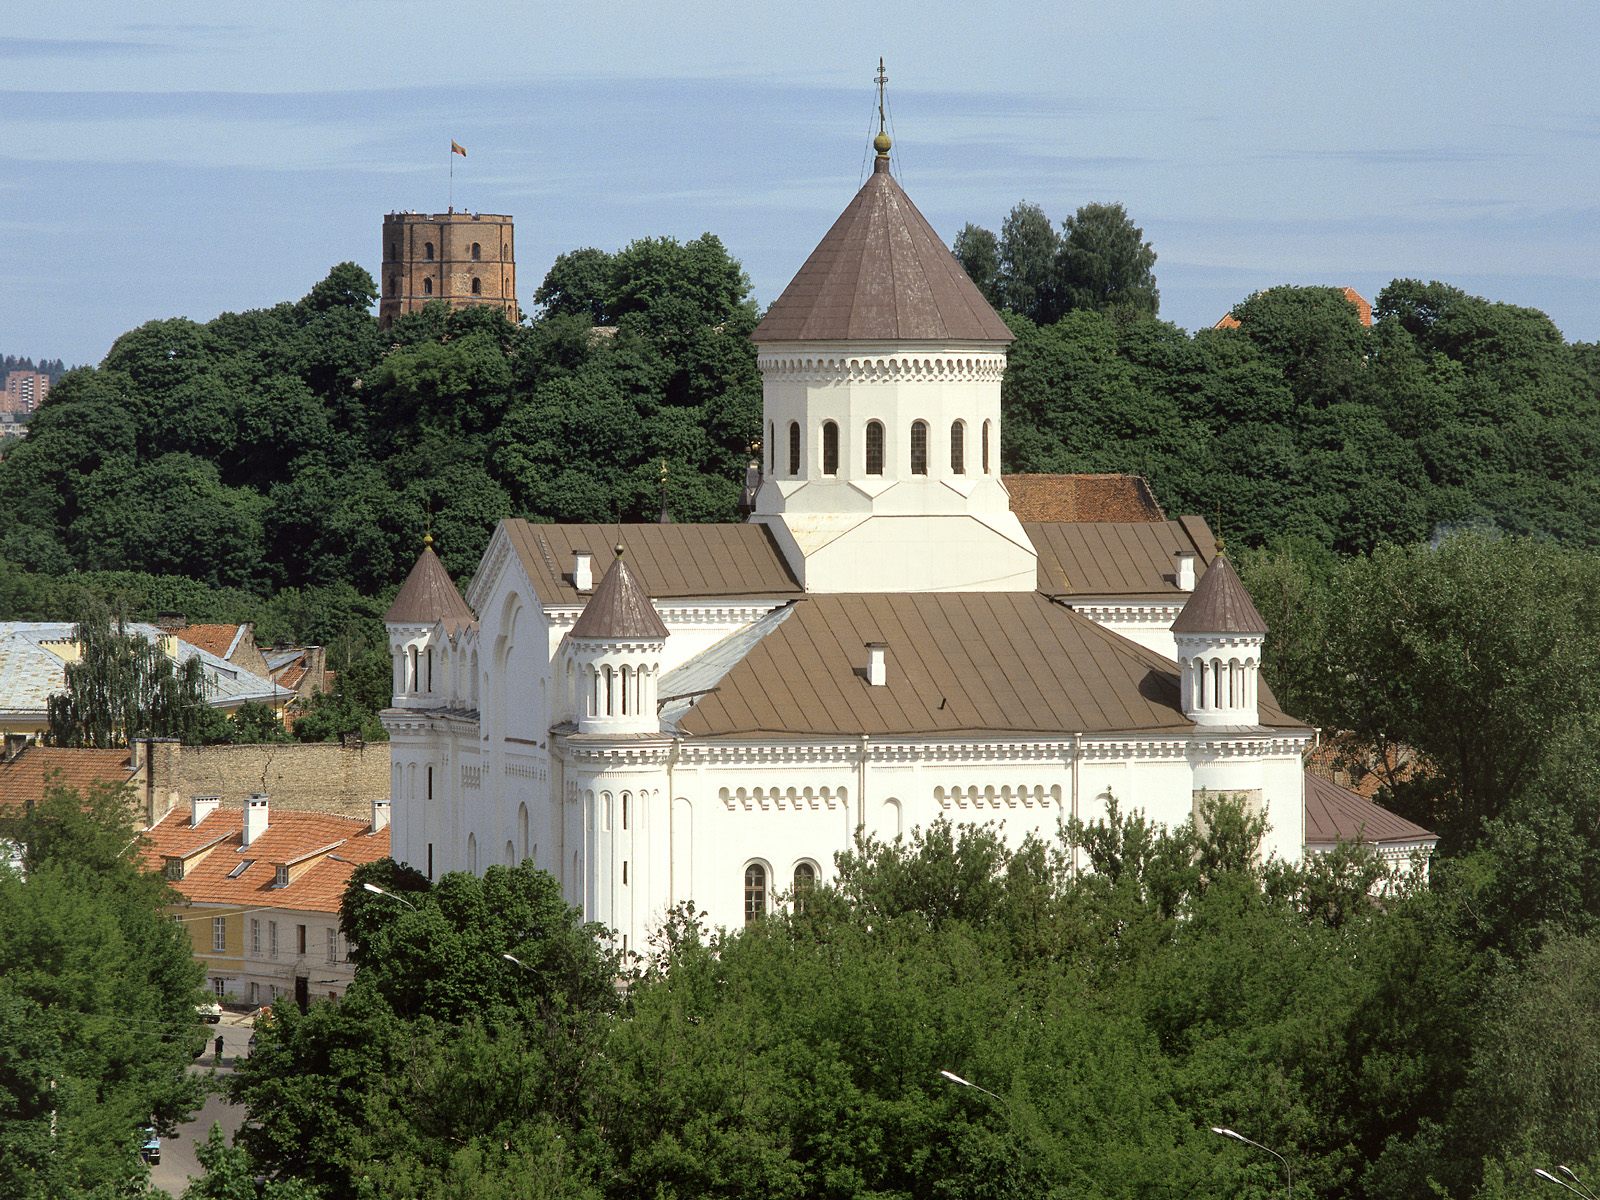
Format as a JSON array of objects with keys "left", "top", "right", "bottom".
[
  {"left": 2, "top": 370, "right": 50, "bottom": 415},
  {"left": 378, "top": 211, "right": 518, "bottom": 328}
]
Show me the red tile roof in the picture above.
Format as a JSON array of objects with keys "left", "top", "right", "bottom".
[
  {"left": 1004, "top": 474, "right": 1166, "bottom": 523},
  {"left": 140, "top": 806, "right": 390, "bottom": 914},
  {"left": 173, "top": 624, "right": 243, "bottom": 659},
  {"left": 0, "top": 746, "right": 136, "bottom": 811}
]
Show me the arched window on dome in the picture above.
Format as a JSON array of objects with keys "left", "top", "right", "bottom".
[
  {"left": 950, "top": 420, "right": 966, "bottom": 474},
  {"left": 910, "top": 421, "right": 929, "bottom": 476},
  {"left": 744, "top": 863, "right": 767, "bottom": 925},
  {"left": 822, "top": 421, "right": 839, "bottom": 475},
  {"left": 865, "top": 421, "right": 885, "bottom": 475},
  {"left": 793, "top": 862, "right": 816, "bottom": 913},
  {"left": 788, "top": 421, "right": 800, "bottom": 475},
  {"left": 983, "top": 420, "right": 992, "bottom": 474}
]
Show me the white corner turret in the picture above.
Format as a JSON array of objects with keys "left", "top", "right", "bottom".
[
  {"left": 564, "top": 546, "right": 669, "bottom": 735},
  {"left": 1172, "top": 554, "right": 1267, "bottom": 727}
]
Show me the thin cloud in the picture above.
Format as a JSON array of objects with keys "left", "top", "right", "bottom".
[{"left": 0, "top": 37, "right": 167, "bottom": 58}]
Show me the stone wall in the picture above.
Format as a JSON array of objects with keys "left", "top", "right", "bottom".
[{"left": 177, "top": 742, "right": 390, "bottom": 819}]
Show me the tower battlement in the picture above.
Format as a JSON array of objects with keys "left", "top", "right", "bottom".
[{"left": 378, "top": 211, "right": 518, "bottom": 328}]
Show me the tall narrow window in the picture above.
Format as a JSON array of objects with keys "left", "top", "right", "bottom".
[
  {"left": 424, "top": 241, "right": 434, "bottom": 261},
  {"left": 471, "top": 277, "right": 482, "bottom": 295},
  {"left": 425, "top": 648, "right": 433, "bottom": 692},
  {"left": 865, "top": 420, "right": 885, "bottom": 475},
  {"left": 423, "top": 278, "right": 433, "bottom": 295},
  {"left": 910, "top": 421, "right": 929, "bottom": 475},
  {"left": 983, "top": 420, "right": 992, "bottom": 474},
  {"left": 326, "top": 928, "right": 337, "bottom": 963},
  {"left": 788, "top": 421, "right": 801, "bottom": 475},
  {"left": 250, "top": 919, "right": 260, "bottom": 954},
  {"left": 950, "top": 420, "right": 966, "bottom": 474},
  {"left": 622, "top": 793, "right": 630, "bottom": 830},
  {"left": 269, "top": 922, "right": 278, "bottom": 959},
  {"left": 471, "top": 242, "right": 481, "bottom": 261},
  {"left": 744, "top": 864, "right": 767, "bottom": 925},
  {"left": 822, "top": 421, "right": 839, "bottom": 475},
  {"left": 793, "top": 862, "right": 816, "bottom": 913},
  {"left": 768, "top": 422, "right": 775, "bottom": 472},
  {"left": 212, "top": 918, "right": 227, "bottom": 952}
]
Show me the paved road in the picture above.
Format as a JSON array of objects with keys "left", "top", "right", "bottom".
[{"left": 148, "top": 1014, "right": 253, "bottom": 1195}]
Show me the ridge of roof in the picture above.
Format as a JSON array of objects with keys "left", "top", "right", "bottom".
[
  {"left": 1170, "top": 554, "right": 1267, "bottom": 635},
  {"left": 569, "top": 550, "right": 670, "bottom": 641},
  {"left": 386, "top": 545, "right": 477, "bottom": 632},
  {"left": 752, "top": 159, "right": 1014, "bottom": 344}
]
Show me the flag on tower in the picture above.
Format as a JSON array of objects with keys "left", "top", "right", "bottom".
[{"left": 451, "top": 140, "right": 467, "bottom": 157}]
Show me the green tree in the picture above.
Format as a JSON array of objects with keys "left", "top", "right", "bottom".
[
  {"left": 997, "top": 201, "right": 1061, "bottom": 322},
  {"left": 953, "top": 222, "right": 1002, "bottom": 309},
  {"left": 1055, "top": 201, "right": 1159, "bottom": 316}
]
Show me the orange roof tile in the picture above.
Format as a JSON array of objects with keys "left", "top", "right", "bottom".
[
  {"left": 1004, "top": 474, "right": 1166, "bottom": 523},
  {"left": 173, "top": 624, "right": 243, "bottom": 659},
  {"left": 0, "top": 746, "right": 136, "bottom": 811},
  {"left": 140, "top": 806, "right": 390, "bottom": 914}
]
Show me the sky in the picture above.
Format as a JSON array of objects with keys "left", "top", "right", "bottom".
[{"left": 3, "top": 2, "right": 1598, "bottom": 367}]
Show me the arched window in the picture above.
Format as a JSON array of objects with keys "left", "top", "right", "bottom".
[
  {"left": 424, "top": 241, "right": 434, "bottom": 261},
  {"left": 910, "top": 421, "right": 929, "bottom": 475},
  {"left": 788, "top": 421, "right": 800, "bottom": 475},
  {"left": 768, "top": 421, "right": 775, "bottom": 472},
  {"left": 471, "top": 277, "right": 482, "bottom": 295},
  {"left": 423, "top": 278, "right": 433, "bottom": 296},
  {"left": 983, "top": 420, "right": 992, "bottom": 474},
  {"left": 793, "top": 862, "right": 816, "bottom": 912},
  {"left": 467, "top": 832, "right": 478, "bottom": 873},
  {"left": 471, "top": 242, "right": 481, "bottom": 261},
  {"left": 505, "top": 840, "right": 515, "bottom": 866},
  {"left": 518, "top": 802, "right": 529, "bottom": 859},
  {"left": 744, "top": 863, "right": 767, "bottom": 925},
  {"left": 622, "top": 793, "right": 630, "bottom": 830},
  {"left": 407, "top": 646, "right": 418, "bottom": 691},
  {"left": 602, "top": 665, "right": 614, "bottom": 715},
  {"left": 822, "top": 421, "right": 839, "bottom": 475},
  {"left": 425, "top": 647, "right": 433, "bottom": 692},
  {"left": 620, "top": 666, "right": 630, "bottom": 715},
  {"left": 389, "top": 275, "right": 398, "bottom": 295},
  {"left": 950, "top": 420, "right": 966, "bottom": 474},
  {"left": 865, "top": 420, "right": 885, "bottom": 475}
]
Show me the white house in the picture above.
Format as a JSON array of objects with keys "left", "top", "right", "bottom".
[{"left": 383, "top": 129, "right": 1423, "bottom": 951}]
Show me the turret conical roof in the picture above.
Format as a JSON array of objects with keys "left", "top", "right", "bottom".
[
  {"left": 1171, "top": 554, "right": 1267, "bottom": 636},
  {"left": 570, "top": 547, "right": 669, "bottom": 641},
  {"left": 385, "top": 540, "right": 476, "bottom": 633},
  {"left": 753, "top": 156, "right": 1013, "bottom": 344}
]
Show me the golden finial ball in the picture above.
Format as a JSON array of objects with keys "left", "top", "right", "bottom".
[
  {"left": 614, "top": 543, "right": 626, "bottom": 558},
  {"left": 873, "top": 131, "right": 892, "bottom": 155},
  {"left": 423, "top": 532, "right": 434, "bottom": 549}
]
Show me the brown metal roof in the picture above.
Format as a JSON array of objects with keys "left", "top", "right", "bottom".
[
  {"left": 499, "top": 521, "right": 802, "bottom": 607},
  {"left": 752, "top": 157, "right": 1014, "bottom": 344},
  {"left": 675, "top": 592, "right": 1303, "bottom": 739},
  {"left": 1026, "top": 516, "right": 1217, "bottom": 598},
  {"left": 1005, "top": 474, "right": 1166, "bottom": 524},
  {"left": 385, "top": 544, "right": 477, "bottom": 631},
  {"left": 1303, "top": 772, "right": 1436, "bottom": 847},
  {"left": 570, "top": 549, "right": 669, "bottom": 640},
  {"left": 1171, "top": 554, "right": 1267, "bottom": 635}
]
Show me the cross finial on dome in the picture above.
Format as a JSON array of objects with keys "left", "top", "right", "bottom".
[{"left": 873, "top": 57, "right": 891, "bottom": 160}]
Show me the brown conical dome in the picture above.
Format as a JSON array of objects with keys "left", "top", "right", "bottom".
[
  {"left": 753, "top": 157, "right": 1013, "bottom": 344},
  {"left": 385, "top": 543, "right": 476, "bottom": 633},
  {"left": 570, "top": 548, "right": 669, "bottom": 641},
  {"left": 1171, "top": 555, "right": 1267, "bottom": 636}
]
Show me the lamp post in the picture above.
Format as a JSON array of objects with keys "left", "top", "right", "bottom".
[
  {"left": 501, "top": 953, "right": 531, "bottom": 971},
  {"left": 1537, "top": 1167, "right": 1599, "bottom": 1200},
  {"left": 1211, "top": 1126, "right": 1291, "bottom": 1200},
  {"left": 939, "top": 1068, "right": 1010, "bottom": 1110},
  {"left": 362, "top": 882, "right": 416, "bottom": 910}
]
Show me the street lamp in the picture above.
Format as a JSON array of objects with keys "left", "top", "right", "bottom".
[
  {"left": 362, "top": 882, "right": 416, "bottom": 910},
  {"left": 1211, "top": 1127, "right": 1292, "bottom": 1200},
  {"left": 939, "top": 1068, "right": 1009, "bottom": 1109},
  {"left": 1537, "top": 1168, "right": 1598, "bottom": 1200},
  {"left": 501, "top": 953, "right": 531, "bottom": 971}
]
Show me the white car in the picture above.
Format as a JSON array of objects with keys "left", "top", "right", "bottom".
[{"left": 196, "top": 1001, "right": 223, "bottom": 1023}]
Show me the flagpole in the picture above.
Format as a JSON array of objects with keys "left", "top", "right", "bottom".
[{"left": 448, "top": 141, "right": 454, "bottom": 213}]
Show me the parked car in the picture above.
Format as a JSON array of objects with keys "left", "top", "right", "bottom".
[
  {"left": 140, "top": 1127, "right": 161, "bottom": 1165},
  {"left": 196, "top": 1001, "right": 223, "bottom": 1023}
]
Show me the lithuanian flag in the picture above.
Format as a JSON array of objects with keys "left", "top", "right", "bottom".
[{"left": 451, "top": 140, "right": 467, "bottom": 157}]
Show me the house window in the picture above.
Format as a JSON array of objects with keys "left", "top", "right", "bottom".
[
  {"left": 793, "top": 862, "right": 817, "bottom": 912},
  {"left": 249, "top": 982, "right": 259, "bottom": 1005},
  {"left": 822, "top": 421, "right": 839, "bottom": 475},
  {"left": 865, "top": 420, "right": 885, "bottom": 475},
  {"left": 297, "top": 925, "right": 307, "bottom": 956},
  {"left": 982, "top": 420, "right": 992, "bottom": 474},
  {"left": 269, "top": 922, "right": 278, "bottom": 959},
  {"left": 788, "top": 421, "right": 800, "bottom": 475},
  {"left": 471, "top": 277, "right": 482, "bottom": 295},
  {"left": 250, "top": 919, "right": 260, "bottom": 954},
  {"left": 213, "top": 977, "right": 226, "bottom": 998},
  {"left": 165, "top": 858, "right": 184, "bottom": 881},
  {"left": 273, "top": 866, "right": 288, "bottom": 888},
  {"left": 424, "top": 241, "right": 434, "bottom": 261},
  {"left": 212, "top": 917, "right": 226, "bottom": 952},
  {"left": 950, "top": 421, "right": 966, "bottom": 474},
  {"left": 910, "top": 421, "right": 929, "bottom": 475},
  {"left": 744, "top": 863, "right": 767, "bottom": 925}
]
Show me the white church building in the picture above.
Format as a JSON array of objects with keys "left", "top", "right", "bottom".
[{"left": 383, "top": 130, "right": 1431, "bottom": 950}]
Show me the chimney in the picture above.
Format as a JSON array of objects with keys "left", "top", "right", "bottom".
[
  {"left": 4, "top": 733, "right": 28, "bottom": 764},
  {"left": 243, "top": 793, "right": 270, "bottom": 847},
  {"left": 865, "top": 642, "right": 888, "bottom": 687},
  {"left": 154, "top": 610, "right": 186, "bottom": 632},
  {"left": 190, "top": 795, "right": 220, "bottom": 827},
  {"left": 573, "top": 551, "right": 594, "bottom": 593},
  {"left": 1174, "top": 550, "right": 1197, "bottom": 592},
  {"left": 371, "top": 797, "right": 392, "bottom": 832}
]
